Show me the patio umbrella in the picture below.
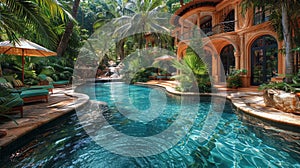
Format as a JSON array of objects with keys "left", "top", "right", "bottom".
[{"left": 0, "top": 38, "right": 56, "bottom": 82}]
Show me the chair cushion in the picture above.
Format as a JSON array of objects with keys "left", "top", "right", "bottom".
[
  {"left": 53, "top": 80, "right": 69, "bottom": 85},
  {"left": 0, "top": 97, "right": 7, "bottom": 104},
  {"left": 46, "top": 76, "right": 54, "bottom": 83},
  {"left": 4, "top": 76, "right": 17, "bottom": 86},
  {"left": 0, "top": 85, "right": 11, "bottom": 97},
  {"left": 0, "top": 77, "right": 7, "bottom": 83},
  {"left": 20, "top": 89, "right": 49, "bottom": 98},
  {"left": 3, "top": 94, "right": 23, "bottom": 107},
  {"left": 38, "top": 74, "right": 48, "bottom": 80},
  {"left": 14, "top": 79, "right": 24, "bottom": 87},
  {"left": 0, "top": 82, "right": 13, "bottom": 89},
  {"left": 29, "top": 84, "right": 54, "bottom": 90}
]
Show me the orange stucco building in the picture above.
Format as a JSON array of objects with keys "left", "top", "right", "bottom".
[{"left": 170, "top": 0, "right": 284, "bottom": 86}]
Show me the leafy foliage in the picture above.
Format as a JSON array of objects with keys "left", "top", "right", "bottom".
[
  {"left": 259, "top": 70, "right": 300, "bottom": 93},
  {"left": 0, "top": 0, "right": 71, "bottom": 47},
  {"left": 171, "top": 47, "right": 211, "bottom": 92},
  {"left": 131, "top": 67, "right": 160, "bottom": 83},
  {"left": 226, "top": 69, "right": 246, "bottom": 88},
  {"left": 259, "top": 82, "right": 295, "bottom": 93}
]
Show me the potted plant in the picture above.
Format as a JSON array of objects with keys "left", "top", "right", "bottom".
[{"left": 226, "top": 69, "right": 247, "bottom": 89}]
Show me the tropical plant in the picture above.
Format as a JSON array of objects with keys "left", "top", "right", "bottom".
[
  {"left": 226, "top": 69, "right": 247, "bottom": 88},
  {"left": 112, "top": 0, "right": 171, "bottom": 59},
  {"left": 120, "top": 49, "right": 156, "bottom": 83},
  {"left": 93, "top": 0, "right": 135, "bottom": 61},
  {"left": 0, "top": 0, "right": 70, "bottom": 47},
  {"left": 259, "top": 82, "right": 295, "bottom": 93},
  {"left": 171, "top": 45, "right": 211, "bottom": 92},
  {"left": 0, "top": 87, "right": 19, "bottom": 125},
  {"left": 131, "top": 67, "right": 159, "bottom": 83}
]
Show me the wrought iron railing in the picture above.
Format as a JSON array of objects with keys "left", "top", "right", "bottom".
[
  {"left": 211, "top": 20, "right": 236, "bottom": 34},
  {"left": 177, "top": 20, "right": 237, "bottom": 41}
]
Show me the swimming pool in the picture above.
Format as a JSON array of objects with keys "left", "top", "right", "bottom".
[{"left": 2, "top": 82, "right": 300, "bottom": 167}]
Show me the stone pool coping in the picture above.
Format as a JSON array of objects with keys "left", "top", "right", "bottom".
[
  {"left": 136, "top": 82, "right": 300, "bottom": 128},
  {"left": 0, "top": 88, "right": 89, "bottom": 149}
]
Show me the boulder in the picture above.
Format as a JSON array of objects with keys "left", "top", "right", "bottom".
[{"left": 263, "top": 89, "right": 300, "bottom": 113}]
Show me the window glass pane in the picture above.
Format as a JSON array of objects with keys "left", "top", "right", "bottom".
[{"left": 253, "top": 6, "right": 270, "bottom": 25}]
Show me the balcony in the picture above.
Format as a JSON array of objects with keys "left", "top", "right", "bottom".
[
  {"left": 211, "top": 20, "right": 236, "bottom": 34},
  {"left": 177, "top": 20, "right": 236, "bottom": 41}
]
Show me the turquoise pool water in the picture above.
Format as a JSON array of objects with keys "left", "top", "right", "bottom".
[{"left": 2, "top": 82, "right": 300, "bottom": 167}]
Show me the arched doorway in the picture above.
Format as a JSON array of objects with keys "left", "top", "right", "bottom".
[
  {"left": 220, "top": 44, "right": 235, "bottom": 82},
  {"left": 251, "top": 35, "right": 278, "bottom": 85}
]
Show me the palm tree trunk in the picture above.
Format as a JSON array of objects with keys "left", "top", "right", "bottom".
[
  {"left": 57, "top": 0, "right": 81, "bottom": 57},
  {"left": 282, "top": 1, "right": 293, "bottom": 82},
  {"left": 116, "top": 39, "right": 125, "bottom": 60}
]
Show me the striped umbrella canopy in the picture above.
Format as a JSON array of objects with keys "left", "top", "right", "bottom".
[{"left": 0, "top": 38, "right": 56, "bottom": 82}]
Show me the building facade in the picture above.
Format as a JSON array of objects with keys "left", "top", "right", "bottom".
[{"left": 170, "top": 0, "right": 284, "bottom": 86}]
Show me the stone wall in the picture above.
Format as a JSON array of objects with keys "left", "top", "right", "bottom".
[{"left": 263, "top": 89, "right": 300, "bottom": 114}]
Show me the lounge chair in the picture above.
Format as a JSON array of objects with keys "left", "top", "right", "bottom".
[
  {"left": 0, "top": 77, "right": 49, "bottom": 104},
  {"left": 20, "top": 89, "right": 49, "bottom": 103},
  {"left": 0, "top": 85, "right": 24, "bottom": 117},
  {"left": 156, "top": 72, "right": 172, "bottom": 80},
  {"left": 38, "top": 74, "right": 70, "bottom": 88},
  {"left": 149, "top": 73, "right": 158, "bottom": 80},
  {"left": 3, "top": 76, "right": 53, "bottom": 93}
]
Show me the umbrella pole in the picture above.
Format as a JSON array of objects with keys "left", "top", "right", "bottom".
[{"left": 22, "top": 50, "right": 25, "bottom": 83}]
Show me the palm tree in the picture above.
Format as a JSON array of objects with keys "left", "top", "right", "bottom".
[
  {"left": 113, "top": 0, "right": 169, "bottom": 49},
  {"left": 0, "top": 0, "right": 69, "bottom": 47},
  {"left": 93, "top": 0, "right": 171, "bottom": 61},
  {"left": 93, "top": 0, "right": 135, "bottom": 60},
  {"left": 57, "top": 0, "right": 81, "bottom": 57},
  {"left": 241, "top": 0, "right": 300, "bottom": 82}
]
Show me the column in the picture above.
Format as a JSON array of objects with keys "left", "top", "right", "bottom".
[
  {"left": 234, "top": 50, "right": 240, "bottom": 69},
  {"left": 197, "top": 13, "right": 201, "bottom": 28},
  {"left": 234, "top": 2, "right": 239, "bottom": 31},
  {"left": 212, "top": 52, "right": 219, "bottom": 83}
]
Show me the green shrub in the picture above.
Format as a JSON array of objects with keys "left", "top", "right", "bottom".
[
  {"left": 130, "top": 67, "right": 160, "bottom": 84},
  {"left": 259, "top": 82, "right": 295, "bottom": 93},
  {"left": 226, "top": 69, "right": 246, "bottom": 88}
]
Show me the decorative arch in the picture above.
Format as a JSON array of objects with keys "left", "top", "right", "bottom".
[
  {"left": 246, "top": 32, "right": 279, "bottom": 50},
  {"left": 205, "top": 36, "right": 239, "bottom": 83},
  {"left": 208, "top": 36, "right": 239, "bottom": 53}
]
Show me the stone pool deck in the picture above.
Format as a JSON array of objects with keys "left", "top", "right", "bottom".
[
  {"left": 1, "top": 80, "right": 300, "bottom": 150},
  {"left": 139, "top": 80, "right": 300, "bottom": 128},
  {"left": 0, "top": 87, "right": 89, "bottom": 149}
]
